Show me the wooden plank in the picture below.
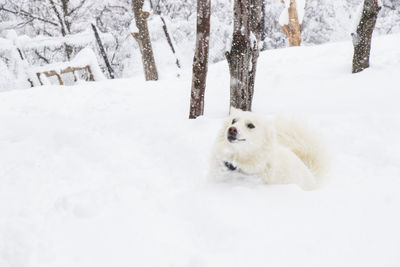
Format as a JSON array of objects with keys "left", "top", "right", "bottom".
[{"left": 36, "top": 65, "right": 94, "bottom": 85}]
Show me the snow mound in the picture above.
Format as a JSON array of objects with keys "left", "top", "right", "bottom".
[{"left": 1, "top": 34, "right": 400, "bottom": 267}]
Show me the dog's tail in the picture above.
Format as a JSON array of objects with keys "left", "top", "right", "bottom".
[{"left": 274, "top": 116, "right": 328, "bottom": 180}]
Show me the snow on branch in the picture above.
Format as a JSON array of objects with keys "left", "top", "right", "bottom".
[{"left": 17, "top": 30, "right": 114, "bottom": 50}]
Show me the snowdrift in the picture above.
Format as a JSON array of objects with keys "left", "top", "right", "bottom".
[{"left": 1, "top": 34, "right": 400, "bottom": 267}]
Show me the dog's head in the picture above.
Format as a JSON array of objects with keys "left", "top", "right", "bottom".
[{"left": 217, "top": 108, "right": 275, "bottom": 158}]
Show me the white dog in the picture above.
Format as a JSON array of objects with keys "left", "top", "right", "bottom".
[{"left": 209, "top": 108, "right": 327, "bottom": 190}]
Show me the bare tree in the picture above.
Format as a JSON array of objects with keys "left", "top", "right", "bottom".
[
  {"left": 279, "top": 0, "right": 301, "bottom": 47},
  {"left": 0, "top": 0, "right": 93, "bottom": 59},
  {"left": 0, "top": 5, "right": 59, "bottom": 27},
  {"left": 189, "top": 0, "right": 211, "bottom": 119},
  {"left": 351, "top": 0, "right": 381, "bottom": 73},
  {"left": 150, "top": 0, "right": 181, "bottom": 69},
  {"left": 91, "top": 23, "right": 115, "bottom": 79},
  {"left": 131, "top": 0, "right": 158, "bottom": 81},
  {"left": 225, "top": 0, "right": 263, "bottom": 111}
]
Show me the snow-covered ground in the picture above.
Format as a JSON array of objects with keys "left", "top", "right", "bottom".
[{"left": 1, "top": 34, "right": 400, "bottom": 267}]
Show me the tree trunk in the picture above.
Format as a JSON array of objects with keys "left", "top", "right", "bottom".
[
  {"left": 280, "top": 0, "right": 301, "bottom": 47},
  {"left": 131, "top": 0, "right": 158, "bottom": 81},
  {"left": 160, "top": 16, "right": 181, "bottom": 69},
  {"left": 91, "top": 23, "right": 115, "bottom": 79},
  {"left": 351, "top": 0, "right": 381, "bottom": 73},
  {"left": 226, "top": 0, "right": 262, "bottom": 112},
  {"left": 189, "top": 0, "right": 211, "bottom": 119},
  {"left": 150, "top": 0, "right": 181, "bottom": 69}
]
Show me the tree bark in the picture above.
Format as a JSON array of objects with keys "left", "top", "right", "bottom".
[
  {"left": 351, "top": 0, "right": 381, "bottom": 73},
  {"left": 131, "top": 0, "right": 158, "bottom": 81},
  {"left": 189, "top": 0, "right": 211, "bottom": 119},
  {"left": 91, "top": 23, "right": 115, "bottom": 79},
  {"left": 226, "top": 0, "right": 262, "bottom": 112},
  {"left": 280, "top": 0, "right": 301, "bottom": 47}
]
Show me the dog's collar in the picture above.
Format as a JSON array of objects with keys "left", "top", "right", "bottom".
[{"left": 224, "top": 161, "right": 237, "bottom": 171}]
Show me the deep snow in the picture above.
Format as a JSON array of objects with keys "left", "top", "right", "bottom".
[{"left": 1, "top": 34, "right": 400, "bottom": 267}]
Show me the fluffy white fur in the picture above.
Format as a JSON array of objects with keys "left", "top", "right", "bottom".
[{"left": 209, "top": 109, "right": 327, "bottom": 190}]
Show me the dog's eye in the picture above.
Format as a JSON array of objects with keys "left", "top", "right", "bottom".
[
  {"left": 232, "top": 119, "right": 237, "bottom": 124},
  {"left": 247, "top": 123, "right": 255, "bottom": 129}
]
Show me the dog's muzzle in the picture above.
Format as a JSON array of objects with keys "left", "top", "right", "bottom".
[
  {"left": 227, "top": 127, "right": 238, "bottom": 142},
  {"left": 227, "top": 127, "right": 245, "bottom": 142}
]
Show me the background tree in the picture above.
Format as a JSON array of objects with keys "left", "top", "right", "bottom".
[
  {"left": 91, "top": 23, "right": 115, "bottom": 79},
  {"left": 351, "top": 0, "right": 381, "bottom": 73},
  {"left": 278, "top": 0, "right": 305, "bottom": 47},
  {"left": 1, "top": 0, "right": 400, "bottom": 81},
  {"left": 94, "top": 0, "right": 133, "bottom": 77},
  {"left": 189, "top": 0, "right": 211, "bottom": 119},
  {"left": 131, "top": 0, "right": 158, "bottom": 81},
  {"left": 301, "top": 0, "right": 349, "bottom": 45},
  {"left": 225, "top": 0, "right": 263, "bottom": 111},
  {"left": 149, "top": 0, "right": 181, "bottom": 69},
  {"left": 0, "top": 0, "right": 95, "bottom": 60}
]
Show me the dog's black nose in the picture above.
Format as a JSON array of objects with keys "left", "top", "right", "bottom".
[
  {"left": 227, "top": 127, "right": 237, "bottom": 142},
  {"left": 228, "top": 127, "right": 237, "bottom": 134}
]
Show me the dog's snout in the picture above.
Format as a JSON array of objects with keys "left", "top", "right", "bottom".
[
  {"left": 227, "top": 127, "right": 238, "bottom": 142},
  {"left": 228, "top": 127, "right": 237, "bottom": 134}
]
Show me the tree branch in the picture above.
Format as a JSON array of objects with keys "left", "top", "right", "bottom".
[
  {"left": 0, "top": 5, "right": 58, "bottom": 26},
  {"left": 48, "top": 0, "right": 68, "bottom": 36},
  {"left": 67, "top": 0, "right": 86, "bottom": 16},
  {"left": 34, "top": 50, "right": 50, "bottom": 64}
]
